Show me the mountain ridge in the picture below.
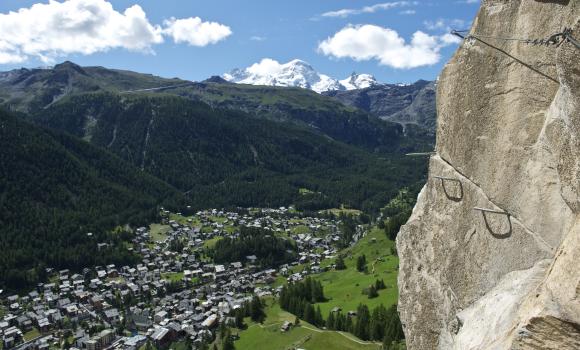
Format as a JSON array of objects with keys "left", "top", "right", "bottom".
[
  {"left": 324, "top": 79, "right": 437, "bottom": 134},
  {"left": 223, "top": 59, "right": 380, "bottom": 93}
]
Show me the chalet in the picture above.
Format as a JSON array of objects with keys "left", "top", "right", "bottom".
[
  {"left": 103, "top": 308, "right": 120, "bottom": 325},
  {"left": 151, "top": 327, "right": 171, "bottom": 348},
  {"left": 281, "top": 321, "right": 292, "bottom": 332},
  {"left": 201, "top": 314, "right": 218, "bottom": 329}
]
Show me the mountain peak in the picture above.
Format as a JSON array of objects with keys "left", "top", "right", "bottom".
[
  {"left": 203, "top": 75, "right": 230, "bottom": 84},
  {"left": 53, "top": 61, "right": 87, "bottom": 75},
  {"left": 287, "top": 59, "right": 310, "bottom": 66},
  {"left": 340, "top": 72, "right": 378, "bottom": 90},
  {"left": 223, "top": 59, "right": 381, "bottom": 93}
]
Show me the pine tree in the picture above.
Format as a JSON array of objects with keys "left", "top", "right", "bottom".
[
  {"left": 335, "top": 312, "right": 345, "bottom": 331},
  {"left": 234, "top": 309, "right": 245, "bottom": 329},
  {"left": 312, "top": 281, "right": 324, "bottom": 302},
  {"left": 345, "top": 314, "right": 353, "bottom": 333},
  {"left": 383, "top": 305, "right": 404, "bottom": 345},
  {"left": 335, "top": 255, "right": 346, "bottom": 270},
  {"left": 250, "top": 296, "right": 265, "bottom": 323},
  {"left": 222, "top": 329, "right": 235, "bottom": 350},
  {"left": 326, "top": 312, "right": 336, "bottom": 330},
  {"left": 355, "top": 304, "right": 370, "bottom": 340},
  {"left": 368, "top": 285, "right": 378, "bottom": 299},
  {"left": 315, "top": 306, "right": 324, "bottom": 327},
  {"left": 356, "top": 254, "right": 367, "bottom": 272},
  {"left": 375, "top": 279, "right": 386, "bottom": 290},
  {"left": 303, "top": 303, "right": 314, "bottom": 324}
]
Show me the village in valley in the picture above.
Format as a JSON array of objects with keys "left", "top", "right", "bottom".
[{"left": 0, "top": 205, "right": 400, "bottom": 350}]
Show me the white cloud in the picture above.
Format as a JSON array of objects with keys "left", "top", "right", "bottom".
[
  {"left": 0, "top": 0, "right": 232, "bottom": 64},
  {"left": 424, "top": 18, "right": 467, "bottom": 32},
  {"left": 163, "top": 17, "right": 231, "bottom": 47},
  {"left": 250, "top": 36, "right": 266, "bottom": 41},
  {"left": 321, "top": 1, "right": 417, "bottom": 18},
  {"left": 399, "top": 10, "right": 416, "bottom": 15},
  {"left": 246, "top": 58, "right": 284, "bottom": 76},
  {"left": 318, "top": 24, "right": 460, "bottom": 69}
]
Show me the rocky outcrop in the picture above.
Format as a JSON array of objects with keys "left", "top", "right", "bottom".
[
  {"left": 396, "top": 1, "right": 580, "bottom": 349},
  {"left": 324, "top": 80, "right": 437, "bottom": 134}
]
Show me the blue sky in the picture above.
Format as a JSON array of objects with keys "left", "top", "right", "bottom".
[{"left": 0, "top": 0, "right": 480, "bottom": 83}]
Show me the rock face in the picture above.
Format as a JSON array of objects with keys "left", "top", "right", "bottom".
[
  {"left": 324, "top": 80, "right": 437, "bottom": 134},
  {"left": 396, "top": 1, "right": 580, "bottom": 349}
]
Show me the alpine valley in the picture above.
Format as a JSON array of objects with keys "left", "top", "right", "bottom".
[{"left": 0, "top": 61, "right": 433, "bottom": 293}]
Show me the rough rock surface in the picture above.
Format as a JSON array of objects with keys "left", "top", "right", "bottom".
[
  {"left": 324, "top": 80, "right": 437, "bottom": 134},
  {"left": 396, "top": 1, "right": 580, "bottom": 349}
]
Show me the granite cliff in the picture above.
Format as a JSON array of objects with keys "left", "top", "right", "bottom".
[{"left": 396, "top": 1, "right": 580, "bottom": 349}]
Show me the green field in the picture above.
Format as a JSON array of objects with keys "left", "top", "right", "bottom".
[
  {"left": 23, "top": 328, "right": 40, "bottom": 341},
  {"left": 149, "top": 224, "right": 170, "bottom": 242},
  {"left": 315, "top": 228, "right": 399, "bottom": 316},
  {"left": 161, "top": 272, "right": 184, "bottom": 283},
  {"left": 319, "top": 205, "right": 363, "bottom": 217},
  {"left": 209, "top": 216, "right": 228, "bottom": 224},
  {"left": 235, "top": 300, "right": 379, "bottom": 350},
  {"left": 224, "top": 225, "right": 237, "bottom": 234},
  {"left": 292, "top": 225, "right": 311, "bottom": 235},
  {"left": 203, "top": 236, "right": 223, "bottom": 249}
]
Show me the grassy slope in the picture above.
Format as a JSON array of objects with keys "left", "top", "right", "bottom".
[
  {"left": 149, "top": 224, "right": 171, "bottom": 242},
  {"left": 235, "top": 300, "right": 379, "bottom": 350},
  {"left": 236, "top": 226, "right": 397, "bottom": 350},
  {"left": 315, "top": 228, "right": 399, "bottom": 316}
]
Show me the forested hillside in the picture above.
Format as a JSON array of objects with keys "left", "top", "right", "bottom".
[
  {"left": 34, "top": 92, "right": 428, "bottom": 213},
  {"left": 0, "top": 62, "right": 431, "bottom": 292},
  {"left": 165, "top": 81, "right": 433, "bottom": 153},
  {"left": 0, "top": 62, "right": 433, "bottom": 153},
  {"left": 0, "top": 109, "right": 184, "bottom": 290}
]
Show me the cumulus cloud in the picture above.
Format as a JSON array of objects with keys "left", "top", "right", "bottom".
[
  {"left": 0, "top": 0, "right": 232, "bottom": 64},
  {"left": 318, "top": 24, "right": 460, "bottom": 69},
  {"left": 321, "top": 1, "right": 417, "bottom": 18},
  {"left": 163, "top": 17, "right": 231, "bottom": 46},
  {"left": 246, "top": 58, "right": 284, "bottom": 76}
]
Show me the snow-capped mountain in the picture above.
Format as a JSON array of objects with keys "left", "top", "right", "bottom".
[
  {"left": 339, "top": 73, "right": 377, "bottom": 90},
  {"left": 223, "top": 59, "right": 379, "bottom": 93}
]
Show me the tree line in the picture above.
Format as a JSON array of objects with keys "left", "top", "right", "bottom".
[
  {"left": 279, "top": 277, "right": 326, "bottom": 327},
  {"left": 326, "top": 304, "right": 404, "bottom": 348}
]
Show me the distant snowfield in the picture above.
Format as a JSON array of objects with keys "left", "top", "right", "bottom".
[{"left": 223, "top": 58, "right": 379, "bottom": 93}]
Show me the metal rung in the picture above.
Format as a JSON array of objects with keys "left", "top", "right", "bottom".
[
  {"left": 433, "top": 176, "right": 461, "bottom": 182},
  {"left": 473, "top": 207, "right": 508, "bottom": 215},
  {"left": 406, "top": 152, "right": 436, "bottom": 157}
]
